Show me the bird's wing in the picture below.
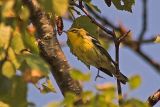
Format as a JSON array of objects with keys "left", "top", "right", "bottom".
[{"left": 90, "top": 36, "right": 114, "bottom": 64}]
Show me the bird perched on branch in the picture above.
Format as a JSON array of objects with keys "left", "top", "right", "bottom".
[{"left": 66, "top": 28, "right": 128, "bottom": 84}]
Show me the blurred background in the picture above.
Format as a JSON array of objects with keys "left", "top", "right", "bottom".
[{"left": 27, "top": 0, "right": 160, "bottom": 107}]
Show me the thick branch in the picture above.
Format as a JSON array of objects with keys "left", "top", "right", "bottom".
[{"left": 22, "top": 0, "right": 82, "bottom": 96}]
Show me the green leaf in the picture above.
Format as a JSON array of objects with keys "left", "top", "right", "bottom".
[
  {"left": 70, "top": 69, "right": 91, "bottom": 82},
  {"left": 46, "top": 102, "right": 61, "bottom": 107},
  {"left": 38, "top": 0, "right": 53, "bottom": 12},
  {"left": 2, "top": 61, "right": 16, "bottom": 79},
  {"left": 81, "top": 91, "right": 94, "bottom": 103},
  {"left": 154, "top": 35, "right": 160, "bottom": 43},
  {"left": 0, "top": 101, "right": 10, "bottom": 107},
  {"left": 41, "top": 79, "right": 56, "bottom": 93},
  {"left": 19, "top": 6, "right": 30, "bottom": 21},
  {"left": 0, "top": 23, "right": 12, "bottom": 49},
  {"left": 23, "top": 54, "right": 49, "bottom": 76},
  {"left": 123, "top": 98, "right": 149, "bottom": 107},
  {"left": 8, "top": 48, "right": 21, "bottom": 69},
  {"left": 39, "top": 0, "right": 68, "bottom": 16},
  {"left": 71, "top": 15, "right": 99, "bottom": 38},
  {"left": 52, "top": 0, "right": 68, "bottom": 16},
  {"left": 11, "top": 29, "right": 25, "bottom": 54},
  {"left": 96, "top": 83, "right": 115, "bottom": 101},
  {"left": 111, "top": 0, "right": 135, "bottom": 12},
  {"left": 0, "top": 76, "right": 28, "bottom": 107},
  {"left": 22, "top": 31, "right": 39, "bottom": 54},
  {"left": 1, "top": 0, "right": 15, "bottom": 18},
  {"left": 85, "top": 2, "right": 101, "bottom": 13},
  {"left": 129, "top": 75, "right": 141, "bottom": 90},
  {"left": 99, "top": 37, "right": 110, "bottom": 50},
  {"left": 0, "top": 47, "right": 5, "bottom": 60},
  {"left": 62, "top": 92, "right": 77, "bottom": 107}
]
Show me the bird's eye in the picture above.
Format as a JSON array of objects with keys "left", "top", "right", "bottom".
[{"left": 71, "top": 29, "right": 77, "bottom": 33}]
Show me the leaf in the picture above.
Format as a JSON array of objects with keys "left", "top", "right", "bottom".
[
  {"left": 81, "top": 91, "right": 94, "bottom": 103},
  {"left": 154, "top": 35, "right": 160, "bottom": 43},
  {"left": 111, "top": 0, "right": 135, "bottom": 12},
  {"left": 22, "top": 30, "right": 39, "bottom": 54},
  {"left": 96, "top": 83, "right": 115, "bottom": 101},
  {"left": 104, "top": 0, "right": 112, "bottom": 7},
  {"left": 2, "top": 61, "right": 16, "bottom": 79},
  {"left": 99, "top": 37, "right": 110, "bottom": 50},
  {"left": 71, "top": 16, "right": 99, "bottom": 38},
  {"left": 2, "top": 0, "right": 15, "bottom": 18},
  {"left": 23, "top": 69, "right": 45, "bottom": 83},
  {"left": 0, "top": 47, "right": 5, "bottom": 60},
  {"left": 38, "top": 0, "right": 52, "bottom": 12},
  {"left": 96, "top": 83, "right": 115, "bottom": 91},
  {"left": 11, "top": 28, "right": 25, "bottom": 53},
  {"left": 70, "top": 69, "right": 91, "bottom": 82},
  {"left": 25, "top": 55, "right": 50, "bottom": 75},
  {"left": 85, "top": 2, "right": 101, "bottom": 13},
  {"left": 19, "top": 6, "right": 30, "bottom": 21},
  {"left": 8, "top": 48, "right": 21, "bottom": 69},
  {"left": 52, "top": 0, "right": 69, "bottom": 16},
  {"left": 129, "top": 75, "right": 141, "bottom": 90},
  {"left": 0, "top": 76, "right": 28, "bottom": 107},
  {"left": 0, "top": 23, "right": 12, "bottom": 49},
  {"left": 22, "top": 54, "right": 50, "bottom": 76},
  {"left": 55, "top": 16, "right": 64, "bottom": 35},
  {"left": 123, "top": 98, "right": 149, "bottom": 107},
  {"left": 46, "top": 102, "right": 61, "bottom": 107},
  {"left": 62, "top": 92, "right": 77, "bottom": 107},
  {"left": 0, "top": 101, "right": 10, "bottom": 107},
  {"left": 39, "top": 0, "right": 68, "bottom": 17},
  {"left": 41, "top": 79, "right": 56, "bottom": 93}
]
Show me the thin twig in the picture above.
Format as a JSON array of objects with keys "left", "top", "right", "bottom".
[
  {"left": 85, "top": 4, "right": 119, "bottom": 30},
  {"left": 70, "top": 1, "right": 114, "bottom": 36},
  {"left": 136, "top": 49, "right": 160, "bottom": 73},
  {"left": 138, "top": 0, "right": 148, "bottom": 43},
  {"left": 115, "top": 42, "right": 123, "bottom": 105},
  {"left": 113, "top": 30, "right": 130, "bottom": 105},
  {"left": 118, "top": 30, "right": 131, "bottom": 42}
]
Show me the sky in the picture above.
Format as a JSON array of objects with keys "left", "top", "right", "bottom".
[{"left": 28, "top": 0, "right": 160, "bottom": 107}]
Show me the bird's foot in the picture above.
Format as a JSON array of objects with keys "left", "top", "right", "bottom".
[{"left": 95, "top": 70, "right": 105, "bottom": 81}]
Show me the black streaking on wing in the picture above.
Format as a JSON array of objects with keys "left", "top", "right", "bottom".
[
  {"left": 98, "top": 67, "right": 113, "bottom": 77},
  {"left": 91, "top": 37, "right": 114, "bottom": 64}
]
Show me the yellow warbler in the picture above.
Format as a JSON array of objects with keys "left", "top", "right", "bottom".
[{"left": 66, "top": 28, "right": 128, "bottom": 84}]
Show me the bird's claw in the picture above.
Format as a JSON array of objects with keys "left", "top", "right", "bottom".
[{"left": 95, "top": 70, "right": 105, "bottom": 81}]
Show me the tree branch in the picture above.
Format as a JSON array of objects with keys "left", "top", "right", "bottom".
[
  {"left": 85, "top": 4, "right": 119, "bottom": 30},
  {"left": 147, "top": 89, "right": 160, "bottom": 106},
  {"left": 138, "top": 0, "right": 148, "bottom": 43},
  {"left": 22, "top": 0, "right": 82, "bottom": 96},
  {"left": 70, "top": 1, "right": 114, "bottom": 37},
  {"left": 136, "top": 49, "right": 160, "bottom": 73},
  {"left": 86, "top": 3, "right": 160, "bottom": 74}
]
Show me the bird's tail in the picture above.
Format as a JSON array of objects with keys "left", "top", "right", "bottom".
[
  {"left": 99, "top": 67, "right": 128, "bottom": 84},
  {"left": 115, "top": 72, "right": 128, "bottom": 84}
]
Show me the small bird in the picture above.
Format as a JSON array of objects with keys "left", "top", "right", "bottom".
[{"left": 66, "top": 28, "right": 128, "bottom": 84}]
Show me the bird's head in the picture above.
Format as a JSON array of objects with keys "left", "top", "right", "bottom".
[{"left": 66, "top": 28, "right": 86, "bottom": 38}]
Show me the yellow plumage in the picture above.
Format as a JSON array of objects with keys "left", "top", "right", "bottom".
[{"left": 66, "top": 28, "right": 128, "bottom": 84}]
